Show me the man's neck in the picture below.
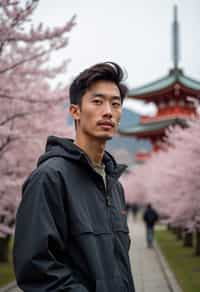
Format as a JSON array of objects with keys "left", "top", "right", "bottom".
[{"left": 74, "top": 136, "right": 106, "bottom": 166}]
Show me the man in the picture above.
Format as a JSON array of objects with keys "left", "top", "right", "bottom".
[
  {"left": 143, "top": 203, "right": 159, "bottom": 248},
  {"left": 13, "top": 62, "right": 135, "bottom": 291}
]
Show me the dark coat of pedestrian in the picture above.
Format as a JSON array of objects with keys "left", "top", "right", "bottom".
[{"left": 143, "top": 203, "right": 159, "bottom": 247}]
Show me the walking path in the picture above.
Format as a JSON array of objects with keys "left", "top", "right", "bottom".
[
  {"left": 128, "top": 214, "right": 181, "bottom": 292},
  {"left": 1, "top": 215, "right": 181, "bottom": 292}
]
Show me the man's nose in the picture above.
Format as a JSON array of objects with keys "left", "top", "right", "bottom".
[{"left": 102, "top": 102, "right": 112, "bottom": 117}]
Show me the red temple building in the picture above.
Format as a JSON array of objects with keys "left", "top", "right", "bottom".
[{"left": 119, "top": 6, "right": 200, "bottom": 163}]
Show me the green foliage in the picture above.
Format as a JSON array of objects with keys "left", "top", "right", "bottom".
[
  {"left": 156, "top": 229, "right": 200, "bottom": 292},
  {"left": 0, "top": 238, "right": 15, "bottom": 287}
]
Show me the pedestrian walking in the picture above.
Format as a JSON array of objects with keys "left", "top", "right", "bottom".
[
  {"left": 143, "top": 203, "right": 159, "bottom": 248},
  {"left": 13, "top": 62, "right": 135, "bottom": 292},
  {"left": 131, "top": 203, "right": 139, "bottom": 220}
]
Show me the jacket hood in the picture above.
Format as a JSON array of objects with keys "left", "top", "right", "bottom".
[{"left": 37, "top": 136, "right": 127, "bottom": 178}]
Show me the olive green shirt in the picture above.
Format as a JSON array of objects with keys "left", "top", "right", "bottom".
[{"left": 92, "top": 163, "right": 106, "bottom": 189}]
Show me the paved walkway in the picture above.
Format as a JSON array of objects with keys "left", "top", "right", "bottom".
[
  {"left": 2, "top": 215, "right": 179, "bottom": 292},
  {"left": 128, "top": 214, "right": 172, "bottom": 292}
]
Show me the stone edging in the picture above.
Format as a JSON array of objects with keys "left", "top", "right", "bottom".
[
  {"left": 154, "top": 241, "right": 183, "bottom": 292},
  {"left": 0, "top": 281, "right": 19, "bottom": 292}
]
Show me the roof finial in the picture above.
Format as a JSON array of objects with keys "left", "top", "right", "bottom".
[{"left": 172, "top": 5, "right": 179, "bottom": 69}]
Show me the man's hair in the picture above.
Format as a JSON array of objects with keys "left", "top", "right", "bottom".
[{"left": 69, "top": 62, "right": 128, "bottom": 105}]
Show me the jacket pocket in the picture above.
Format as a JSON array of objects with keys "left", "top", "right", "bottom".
[
  {"left": 95, "top": 276, "right": 127, "bottom": 292},
  {"left": 111, "top": 208, "right": 131, "bottom": 250},
  {"left": 70, "top": 220, "right": 112, "bottom": 236},
  {"left": 69, "top": 222, "right": 116, "bottom": 281}
]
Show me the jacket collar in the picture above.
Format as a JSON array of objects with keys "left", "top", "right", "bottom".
[{"left": 37, "top": 136, "right": 127, "bottom": 179}]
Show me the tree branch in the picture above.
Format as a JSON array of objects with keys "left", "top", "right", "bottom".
[
  {"left": 0, "top": 49, "right": 47, "bottom": 74},
  {"left": 0, "top": 93, "right": 66, "bottom": 104}
]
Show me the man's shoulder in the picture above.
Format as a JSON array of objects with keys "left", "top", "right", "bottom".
[
  {"left": 23, "top": 157, "right": 70, "bottom": 190},
  {"left": 37, "top": 156, "right": 69, "bottom": 173}
]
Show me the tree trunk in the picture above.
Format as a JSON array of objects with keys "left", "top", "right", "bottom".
[
  {"left": 183, "top": 231, "right": 193, "bottom": 247},
  {"left": 175, "top": 227, "right": 183, "bottom": 240},
  {"left": 0, "top": 236, "right": 10, "bottom": 262},
  {"left": 167, "top": 223, "right": 172, "bottom": 231},
  {"left": 195, "top": 230, "right": 200, "bottom": 256},
  {"left": 170, "top": 225, "right": 177, "bottom": 234}
]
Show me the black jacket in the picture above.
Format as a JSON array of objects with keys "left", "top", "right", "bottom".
[
  {"left": 143, "top": 207, "right": 159, "bottom": 228},
  {"left": 13, "top": 136, "right": 135, "bottom": 292}
]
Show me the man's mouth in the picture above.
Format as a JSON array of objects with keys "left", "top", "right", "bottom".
[{"left": 97, "top": 121, "right": 115, "bottom": 129}]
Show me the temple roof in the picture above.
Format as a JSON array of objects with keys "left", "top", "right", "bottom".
[
  {"left": 119, "top": 117, "right": 187, "bottom": 136},
  {"left": 128, "top": 6, "right": 200, "bottom": 99},
  {"left": 120, "top": 6, "right": 198, "bottom": 139},
  {"left": 128, "top": 68, "right": 200, "bottom": 98}
]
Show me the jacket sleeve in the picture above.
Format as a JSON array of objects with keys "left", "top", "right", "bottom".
[
  {"left": 118, "top": 182, "right": 128, "bottom": 214},
  {"left": 117, "top": 182, "right": 131, "bottom": 249},
  {"left": 13, "top": 168, "right": 89, "bottom": 292}
]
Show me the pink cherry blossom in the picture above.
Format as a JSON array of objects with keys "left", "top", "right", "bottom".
[
  {"left": 0, "top": 0, "right": 75, "bottom": 237},
  {"left": 121, "top": 118, "right": 200, "bottom": 230}
]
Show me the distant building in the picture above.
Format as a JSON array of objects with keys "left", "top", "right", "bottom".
[{"left": 119, "top": 6, "right": 200, "bottom": 163}]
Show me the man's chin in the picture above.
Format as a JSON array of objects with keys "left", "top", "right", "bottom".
[{"left": 97, "top": 134, "right": 113, "bottom": 141}]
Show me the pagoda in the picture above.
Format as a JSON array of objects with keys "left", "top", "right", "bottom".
[{"left": 119, "top": 6, "right": 200, "bottom": 162}]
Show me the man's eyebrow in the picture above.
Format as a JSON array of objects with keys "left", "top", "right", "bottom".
[{"left": 92, "top": 93, "right": 121, "bottom": 99}]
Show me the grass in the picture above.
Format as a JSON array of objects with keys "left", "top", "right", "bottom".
[
  {"left": 156, "top": 228, "right": 200, "bottom": 292},
  {"left": 0, "top": 238, "right": 15, "bottom": 287}
]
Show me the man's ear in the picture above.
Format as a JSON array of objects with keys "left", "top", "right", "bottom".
[{"left": 69, "top": 104, "right": 80, "bottom": 121}]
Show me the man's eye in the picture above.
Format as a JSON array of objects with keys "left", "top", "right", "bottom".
[
  {"left": 93, "top": 99, "right": 102, "bottom": 104},
  {"left": 112, "top": 102, "right": 121, "bottom": 107}
]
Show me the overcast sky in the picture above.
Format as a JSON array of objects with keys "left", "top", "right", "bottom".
[{"left": 32, "top": 0, "right": 200, "bottom": 114}]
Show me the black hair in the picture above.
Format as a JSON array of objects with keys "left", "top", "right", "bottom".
[{"left": 69, "top": 62, "right": 128, "bottom": 105}]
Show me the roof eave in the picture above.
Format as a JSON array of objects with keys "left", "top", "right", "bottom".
[{"left": 128, "top": 69, "right": 200, "bottom": 99}]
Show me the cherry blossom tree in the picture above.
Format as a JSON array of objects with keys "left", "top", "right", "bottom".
[
  {"left": 0, "top": 0, "right": 75, "bottom": 261},
  {"left": 121, "top": 119, "right": 200, "bottom": 254}
]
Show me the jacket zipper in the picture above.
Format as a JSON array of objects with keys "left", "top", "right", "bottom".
[
  {"left": 89, "top": 167, "right": 113, "bottom": 230},
  {"left": 104, "top": 178, "right": 113, "bottom": 232}
]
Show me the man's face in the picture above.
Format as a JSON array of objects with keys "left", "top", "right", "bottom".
[{"left": 70, "top": 80, "right": 122, "bottom": 141}]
